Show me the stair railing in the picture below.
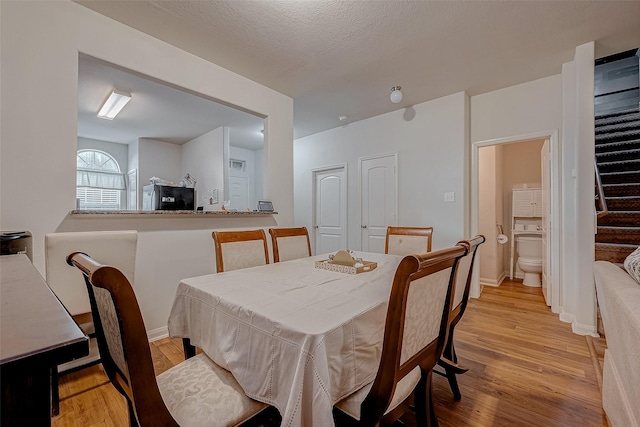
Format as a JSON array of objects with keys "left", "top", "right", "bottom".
[{"left": 595, "top": 159, "right": 609, "bottom": 219}]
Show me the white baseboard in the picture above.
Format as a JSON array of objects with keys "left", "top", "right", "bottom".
[
  {"left": 147, "top": 326, "right": 169, "bottom": 342},
  {"left": 559, "top": 311, "right": 575, "bottom": 324},
  {"left": 559, "top": 311, "right": 597, "bottom": 336},
  {"left": 571, "top": 321, "right": 598, "bottom": 337},
  {"left": 480, "top": 279, "right": 500, "bottom": 287},
  {"left": 480, "top": 271, "right": 507, "bottom": 287}
]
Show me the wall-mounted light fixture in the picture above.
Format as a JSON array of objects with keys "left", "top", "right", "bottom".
[
  {"left": 390, "top": 86, "right": 403, "bottom": 104},
  {"left": 97, "top": 89, "right": 131, "bottom": 120}
]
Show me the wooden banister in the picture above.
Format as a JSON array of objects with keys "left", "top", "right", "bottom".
[{"left": 595, "top": 160, "right": 609, "bottom": 219}]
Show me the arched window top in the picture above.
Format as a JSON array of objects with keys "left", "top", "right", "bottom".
[{"left": 77, "top": 149, "right": 120, "bottom": 172}]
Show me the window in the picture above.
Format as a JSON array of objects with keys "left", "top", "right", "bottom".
[{"left": 76, "top": 150, "right": 126, "bottom": 210}]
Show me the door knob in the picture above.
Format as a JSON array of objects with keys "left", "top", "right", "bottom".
[
  {"left": 314, "top": 225, "right": 319, "bottom": 229},
  {"left": 361, "top": 225, "right": 367, "bottom": 229}
]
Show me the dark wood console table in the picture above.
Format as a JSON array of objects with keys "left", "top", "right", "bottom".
[{"left": 1, "top": 254, "right": 89, "bottom": 426}]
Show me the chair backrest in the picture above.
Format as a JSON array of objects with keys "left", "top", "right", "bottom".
[
  {"left": 451, "top": 235, "right": 485, "bottom": 318},
  {"left": 212, "top": 229, "right": 269, "bottom": 273},
  {"left": 45, "top": 231, "right": 137, "bottom": 316},
  {"left": 385, "top": 226, "right": 433, "bottom": 256},
  {"left": 268, "top": 227, "right": 312, "bottom": 262},
  {"left": 67, "top": 252, "right": 176, "bottom": 426},
  {"left": 360, "top": 245, "right": 467, "bottom": 423}
]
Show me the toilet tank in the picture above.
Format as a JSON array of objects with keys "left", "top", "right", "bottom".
[{"left": 517, "top": 236, "right": 542, "bottom": 258}]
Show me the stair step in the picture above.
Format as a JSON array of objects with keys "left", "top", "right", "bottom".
[
  {"left": 603, "top": 183, "right": 640, "bottom": 197},
  {"left": 598, "top": 158, "right": 640, "bottom": 173},
  {"left": 598, "top": 211, "right": 640, "bottom": 226},
  {"left": 596, "top": 119, "right": 640, "bottom": 135},
  {"left": 595, "top": 108, "right": 640, "bottom": 126},
  {"left": 595, "top": 138, "right": 640, "bottom": 153},
  {"left": 595, "top": 129, "right": 640, "bottom": 144},
  {"left": 600, "top": 170, "right": 640, "bottom": 184},
  {"left": 604, "top": 196, "right": 640, "bottom": 210},
  {"left": 596, "top": 226, "right": 640, "bottom": 245},
  {"left": 595, "top": 148, "right": 640, "bottom": 162},
  {"left": 595, "top": 243, "right": 638, "bottom": 263}
]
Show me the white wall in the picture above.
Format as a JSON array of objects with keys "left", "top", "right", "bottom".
[
  {"left": 229, "top": 145, "right": 257, "bottom": 210},
  {"left": 560, "top": 42, "right": 596, "bottom": 335},
  {"left": 478, "top": 145, "right": 504, "bottom": 285},
  {"left": 139, "top": 138, "right": 183, "bottom": 186},
  {"left": 0, "top": 1, "right": 292, "bottom": 334},
  {"left": 254, "top": 148, "right": 265, "bottom": 203},
  {"left": 294, "top": 92, "right": 469, "bottom": 251},
  {"left": 182, "top": 127, "right": 225, "bottom": 210}
]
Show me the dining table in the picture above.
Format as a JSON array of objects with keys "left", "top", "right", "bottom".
[
  {"left": 167, "top": 251, "right": 404, "bottom": 427},
  {"left": 1, "top": 254, "right": 89, "bottom": 426}
]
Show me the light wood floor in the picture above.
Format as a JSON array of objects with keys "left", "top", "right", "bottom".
[{"left": 52, "top": 280, "right": 607, "bottom": 427}]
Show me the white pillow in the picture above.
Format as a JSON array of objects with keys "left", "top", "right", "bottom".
[{"left": 623, "top": 246, "right": 640, "bottom": 284}]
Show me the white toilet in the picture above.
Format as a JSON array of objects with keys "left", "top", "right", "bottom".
[{"left": 517, "top": 236, "right": 543, "bottom": 287}]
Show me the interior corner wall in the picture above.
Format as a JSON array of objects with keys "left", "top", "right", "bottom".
[
  {"left": 139, "top": 138, "right": 183, "bottom": 186},
  {"left": 182, "top": 127, "right": 225, "bottom": 210},
  {"left": 561, "top": 42, "right": 596, "bottom": 335},
  {"left": 294, "top": 91, "right": 468, "bottom": 251}
]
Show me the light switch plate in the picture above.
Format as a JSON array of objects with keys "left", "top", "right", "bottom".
[{"left": 444, "top": 192, "right": 455, "bottom": 202}]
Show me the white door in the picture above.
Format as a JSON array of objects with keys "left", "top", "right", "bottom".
[
  {"left": 230, "top": 175, "right": 249, "bottom": 211},
  {"left": 360, "top": 154, "right": 397, "bottom": 253},
  {"left": 541, "top": 139, "right": 551, "bottom": 306},
  {"left": 314, "top": 166, "right": 347, "bottom": 255}
]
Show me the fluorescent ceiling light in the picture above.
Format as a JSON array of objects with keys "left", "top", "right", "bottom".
[{"left": 97, "top": 89, "right": 131, "bottom": 120}]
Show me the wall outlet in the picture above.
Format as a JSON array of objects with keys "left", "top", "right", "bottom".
[{"left": 444, "top": 192, "right": 455, "bottom": 202}]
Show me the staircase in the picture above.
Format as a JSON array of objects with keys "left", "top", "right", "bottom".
[{"left": 595, "top": 108, "right": 640, "bottom": 264}]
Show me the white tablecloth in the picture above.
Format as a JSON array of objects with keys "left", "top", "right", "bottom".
[{"left": 167, "top": 252, "right": 403, "bottom": 427}]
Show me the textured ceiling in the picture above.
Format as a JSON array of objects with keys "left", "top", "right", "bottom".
[{"left": 75, "top": 0, "right": 640, "bottom": 139}]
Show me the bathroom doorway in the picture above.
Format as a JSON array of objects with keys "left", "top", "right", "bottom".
[{"left": 470, "top": 130, "right": 561, "bottom": 314}]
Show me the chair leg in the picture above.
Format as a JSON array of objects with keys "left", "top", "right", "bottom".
[
  {"left": 414, "top": 373, "right": 428, "bottom": 426},
  {"left": 440, "top": 325, "right": 467, "bottom": 401},
  {"left": 127, "top": 399, "right": 140, "bottom": 427},
  {"left": 182, "top": 338, "right": 196, "bottom": 359},
  {"left": 426, "top": 370, "right": 439, "bottom": 427},
  {"left": 444, "top": 365, "right": 462, "bottom": 402},
  {"left": 443, "top": 325, "right": 457, "bottom": 363}
]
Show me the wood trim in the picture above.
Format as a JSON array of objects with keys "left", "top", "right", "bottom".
[
  {"left": 384, "top": 226, "right": 434, "bottom": 254},
  {"left": 268, "top": 227, "right": 312, "bottom": 262},
  {"left": 356, "top": 245, "right": 467, "bottom": 425},
  {"left": 211, "top": 229, "right": 270, "bottom": 273},
  {"left": 67, "top": 252, "right": 177, "bottom": 426},
  {"left": 438, "top": 235, "right": 486, "bottom": 400}
]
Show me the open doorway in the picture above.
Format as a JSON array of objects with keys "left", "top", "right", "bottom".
[{"left": 470, "top": 130, "right": 561, "bottom": 314}]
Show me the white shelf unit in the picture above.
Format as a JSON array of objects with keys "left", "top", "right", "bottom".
[{"left": 510, "top": 188, "right": 543, "bottom": 280}]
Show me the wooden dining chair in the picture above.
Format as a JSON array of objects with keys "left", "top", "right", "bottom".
[
  {"left": 45, "top": 230, "right": 137, "bottom": 416},
  {"left": 212, "top": 229, "right": 269, "bottom": 273},
  {"left": 436, "top": 235, "right": 485, "bottom": 401},
  {"left": 66, "top": 251, "right": 277, "bottom": 427},
  {"left": 268, "top": 226, "right": 312, "bottom": 262},
  {"left": 385, "top": 226, "right": 434, "bottom": 256},
  {"left": 333, "top": 245, "right": 467, "bottom": 427}
]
